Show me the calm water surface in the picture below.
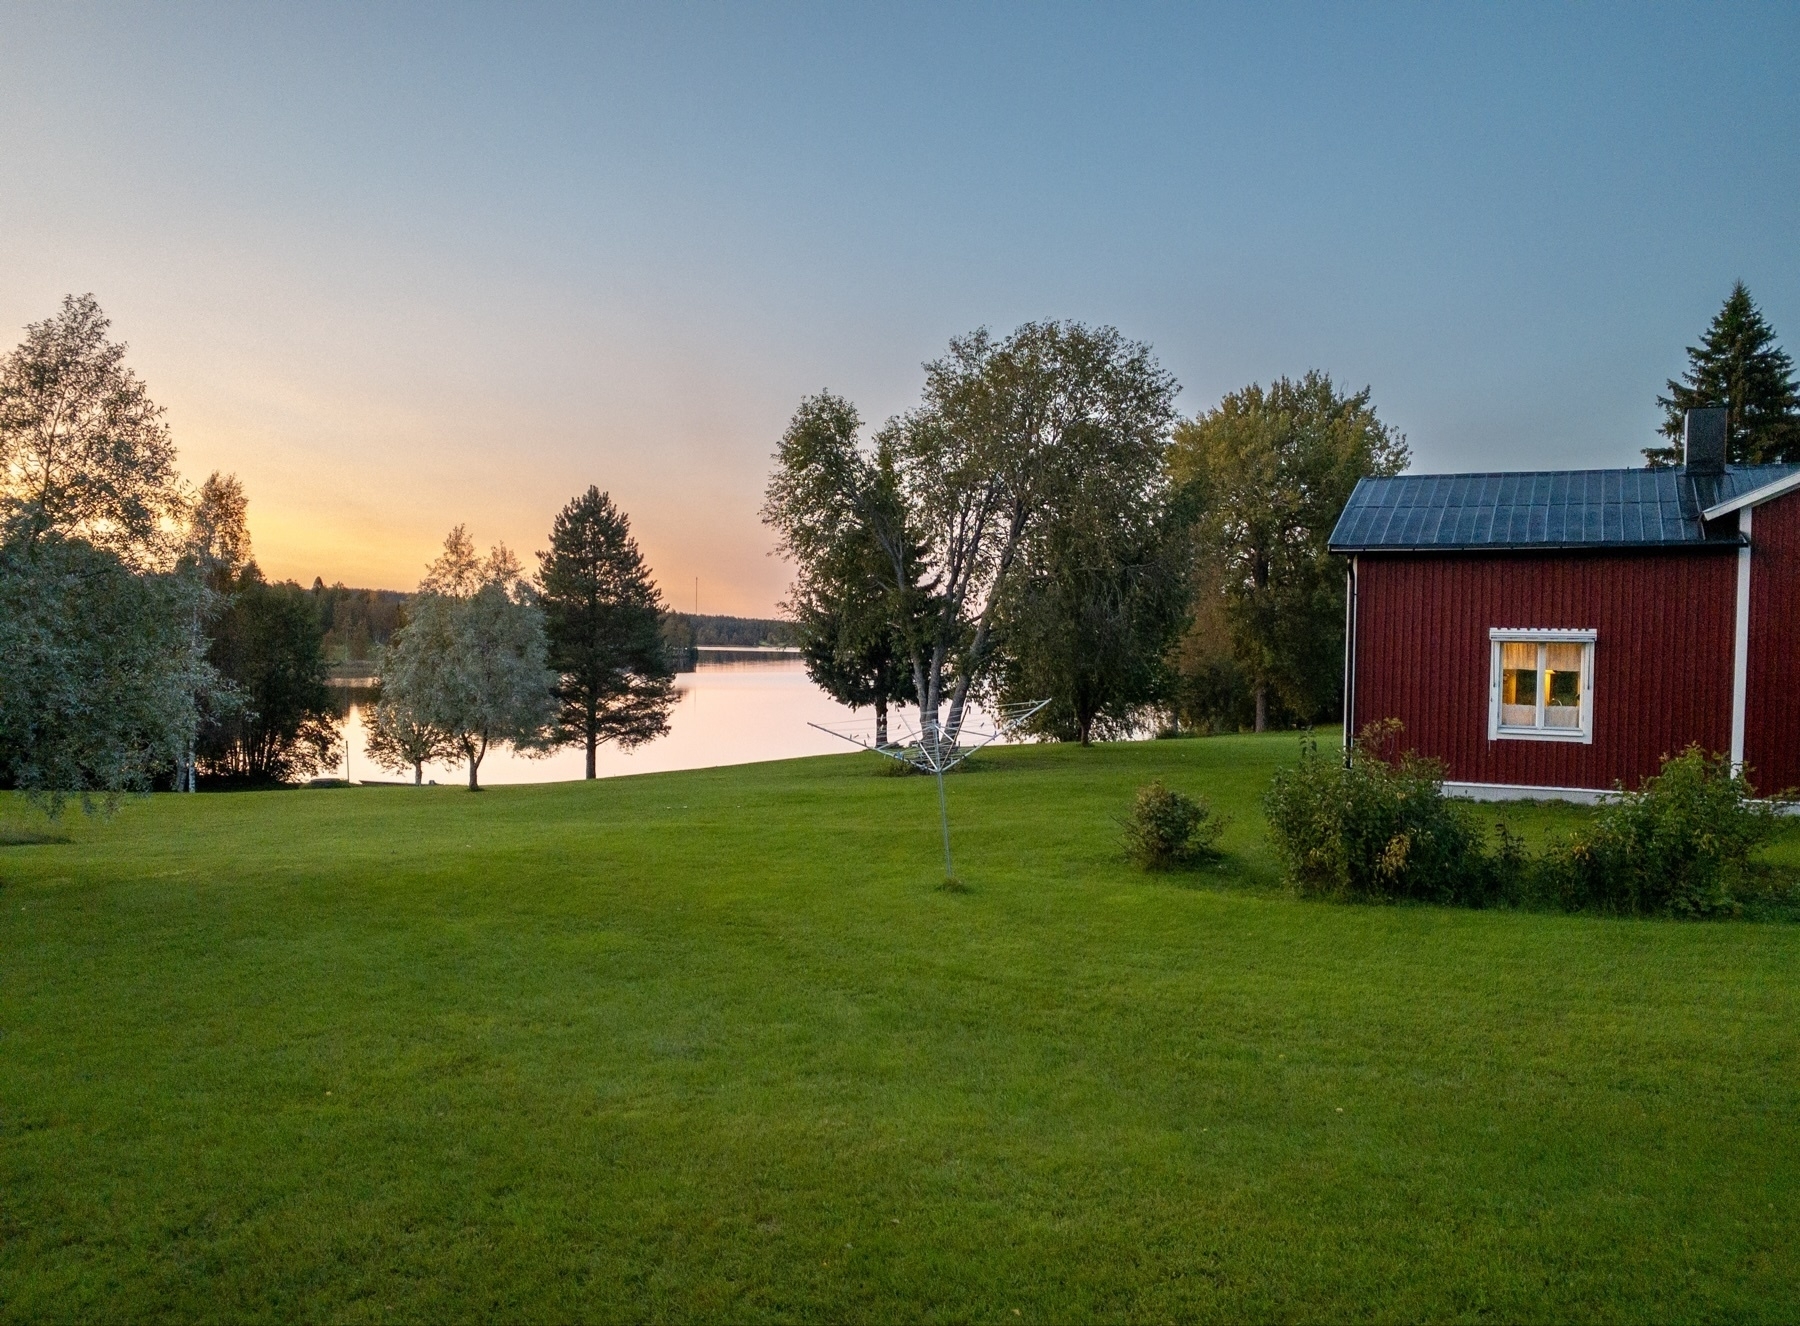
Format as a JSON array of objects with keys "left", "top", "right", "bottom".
[{"left": 336, "top": 659, "right": 1000, "bottom": 785}]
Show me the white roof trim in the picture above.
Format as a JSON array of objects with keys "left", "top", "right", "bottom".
[
  {"left": 1704, "top": 469, "right": 1800, "bottom": 520},
  {"left": 1488, "top": 627, "right": 1596, "bottom": 642}
]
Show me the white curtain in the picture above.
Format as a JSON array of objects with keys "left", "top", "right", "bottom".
[
  {"left": 1500, "top": 641, "right": 1537, "bottom": 726},
  {"left": 1544, "top": 642, "right": 1583, "bottom": 727}
]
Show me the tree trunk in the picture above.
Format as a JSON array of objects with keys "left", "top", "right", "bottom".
[
  {"left": 585, "top": 725, "right": 597, "bottom": 779},
  {"left": 874, "top": 698, "right": 888, "bottom": 748},
  {"left": 413, "top": 760, "right": 423, "bottom": 785},
  {"left": 466, "top": 740, "right": 483, "bottom": 791},
  {"left": 1253, "top": 548, "right": 1271, "bottom": 736},
  {"left": 1079, "top": 715, "right": 1093, "bottom": 747}
]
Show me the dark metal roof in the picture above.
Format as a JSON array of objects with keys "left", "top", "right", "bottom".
[
  {"left": 1329, "top": 465, "right": 1800, "bottom": 553},
  {"left": 1702, "top": 464, "right": 1800, "bottom": 512}
]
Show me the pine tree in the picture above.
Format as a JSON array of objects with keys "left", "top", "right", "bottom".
[
  {"left": 536, "top": 488, "right": 676, "bottom": 778},
  {"left": 1647, "top": 282, "right": 1800, "bottom": 466}
]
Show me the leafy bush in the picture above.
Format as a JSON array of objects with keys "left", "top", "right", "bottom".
[
  {"left": 1123, "top": 781, "right": 1226, "bottom": 870},
  {"left": 1264, "top": 723, "right": 1515, "bottom": 905},
  {"left": 1539, "top": 746, "right": 1781, "bottom": 917},
  {"left": 1267, "top": 729, "right": 1790, "bottom": 918}
]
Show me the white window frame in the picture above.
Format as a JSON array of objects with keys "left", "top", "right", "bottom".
[{"left": 1487, "top": 628, "right": 1596, "bottom": 744}]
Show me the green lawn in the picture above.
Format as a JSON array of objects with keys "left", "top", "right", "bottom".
[{"left": 2, "top": 734, "right": 1797, "bottom": 1322}]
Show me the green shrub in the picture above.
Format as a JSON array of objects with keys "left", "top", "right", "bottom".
[
  {"left": 1123, "top": 781, "right": 1226, "bottom": 870},
  {"left": 1267, "top": 732, "right": 1790, "bottom": 918},
  {"left": 1264, "top": 723, "right": 1516, "bottom": 906},
  {"left": 1539, "top": 746, "right": 1780, "bottom": 917}
]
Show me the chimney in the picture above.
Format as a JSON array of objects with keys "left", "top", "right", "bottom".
[{"left": 1683, "top": 407, "right": 1727, "bottom": 475}]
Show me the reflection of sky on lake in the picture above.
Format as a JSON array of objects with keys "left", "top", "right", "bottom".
[{"left": 337, "top": 659, "right": 1002, "bottom": 786}]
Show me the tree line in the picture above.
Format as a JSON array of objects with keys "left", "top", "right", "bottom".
[
  {"left": 0, "top": 296, "right": 681, "bottom": 805},
  {"left": 368, "top": 493, "right": 675, "bottom": 788},
  {"left": 767, "top": 288, "right": 1800, "bottom": 745},
  {"left": 6, "top": 286, "right": 1793, "bottom": 804},
  {"left": 763, "top": 323, "right": 1409, "bottom": 744}
]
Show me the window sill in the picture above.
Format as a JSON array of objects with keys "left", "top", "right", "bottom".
[{"left": 1491, "top": 726, "right": 1592, "bottom": 744}]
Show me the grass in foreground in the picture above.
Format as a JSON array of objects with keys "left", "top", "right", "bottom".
[{"left": 1, "top": 734, "right": 1797, "bottom": 1322}]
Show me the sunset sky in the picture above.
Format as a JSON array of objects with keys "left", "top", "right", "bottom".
[{"left": 4, "top": 4, "right": 1797, "bottom": 614}]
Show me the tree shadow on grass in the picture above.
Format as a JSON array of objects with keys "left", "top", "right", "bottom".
[{"left": 0, "top": 828, "right": 73, "bottom": 846}]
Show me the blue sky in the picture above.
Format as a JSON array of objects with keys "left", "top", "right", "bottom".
[{"left": 3, "top": 3, "right": 1796, "bottom": 610}]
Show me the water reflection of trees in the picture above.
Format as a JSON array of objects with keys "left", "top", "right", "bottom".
[{"left": 325, "top": 683, "right": 379, "bottom": 719}]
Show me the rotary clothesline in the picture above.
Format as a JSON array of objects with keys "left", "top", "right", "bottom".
[{"left": 809, "top": 700, "right": 1049, "bottom": 880}]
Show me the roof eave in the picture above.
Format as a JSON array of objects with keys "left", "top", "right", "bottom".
[
  {"left": 1329, "top": 538, "right": 1745, "bottom": 554},
  {"left": 1702, "top": 468, "right": 1800, "bottom": 520}
]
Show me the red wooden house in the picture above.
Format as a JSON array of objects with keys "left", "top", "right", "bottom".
[{"left": 1329, "top": 409, "right": 1800, "bottom": 800}]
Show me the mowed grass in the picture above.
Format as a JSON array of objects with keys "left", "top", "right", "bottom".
[{"left": 2, "top": 734, "right": 1798, "bottom": 1322}]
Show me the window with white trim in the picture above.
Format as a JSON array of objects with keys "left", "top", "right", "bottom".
[{"left": 1487, "top": 629, "right": 1595, "bottom": 743}]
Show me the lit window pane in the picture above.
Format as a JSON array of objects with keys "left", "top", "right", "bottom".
[
  {"left": 1545, "top": 642, "right": 1582, "bottom": 720},
  {"left": 1495, "top": 637, "right": 1590, "bottom": 736},
  {"left": 1501, "top": 641, "right": 1537, "bottom": 725}
]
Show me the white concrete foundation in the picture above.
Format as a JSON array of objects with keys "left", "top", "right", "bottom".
[{"left": 1443, "top": 781, "right": 1616, "bottom": 805}]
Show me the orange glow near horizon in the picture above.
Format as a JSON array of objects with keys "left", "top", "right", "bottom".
[{"left": 144, "top": 330, "right": 802, "bottom": 616}]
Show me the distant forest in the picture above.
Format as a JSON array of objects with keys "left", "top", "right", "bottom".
[
  {"left": 307, "top": 579, "right": 793, "bottom": 672},
  {"left": 310, "top": 581, "right": 408, "bottom": 665},
  {"left": 659, "top": 612, "right": 797, "bottom": 652}
]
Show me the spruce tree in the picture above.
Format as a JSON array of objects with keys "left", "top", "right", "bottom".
[
  {"left": 787, "top": 527, "right": 916, "bottom": 748},
  {"left": 536, "top": 488, "right": 676, "bottom": 778},
  {"left": 1647, "top": 282, "right": 1800, "bottom": 466}
]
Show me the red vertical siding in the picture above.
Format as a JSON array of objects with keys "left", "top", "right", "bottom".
[
  {"left": 1351, "top": 551, "right": 1737, "bottom": 790},
  {"left": 1745, "top": 492, "right": 1800, "bottom": 795}
]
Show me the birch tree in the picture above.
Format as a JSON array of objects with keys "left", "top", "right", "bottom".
[
  {"left": 379, "top": 527, "right": 556, "bottom": 790},
  {"left": 766, "top": 322, "right": 1178, "bottom": 747},
  {"left": 363, "top": 690, "right": 457, "bottom": 784},
  {"left": 0, "top": 294, "right": 181, "bottom": 567},
  {"left": 0, "top": 295, "right": 204, "bottom": 810}
]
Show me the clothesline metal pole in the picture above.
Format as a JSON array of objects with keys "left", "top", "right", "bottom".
[{"left": 936, "top": 764, "right": 953, "bottom": 879}]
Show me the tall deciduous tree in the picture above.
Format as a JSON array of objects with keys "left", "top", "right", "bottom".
[
  {"left": 0, "top": 535, "right": 207, "bottom": 812},
  {"left": 380, "top": 528, "right": 556, "bottom": 790},
  {"left": 896, "top": 323, "right": 1179, "bottom": 743},
  {"left": 1170, "top": 372, "right": 1408, "bottom": 732},
  {"left": 363, "top": 690, "right": 456, "bottom": 784},
  {"left": 176, "top": 474, "right": 339, "bottom": 786},
  {"left": 175, "top": 472, "right": 251, "bottom": 791},
  {"left": 766, "top": 323, "right": 1178, "bottom": 747},
  {"left": 1647, "top": 282, "right": 1800, "bottom": 466},
  {"left": 989, "top": 485, "right": 1195, "bottom": 745},
  {"left": 195, "top": 566, "right": 340, "bottom": 784},
  {"left": 537, "top": 487, "right": 676, "bottom": 778},
  {"left": 0, "top": 294, "right": 181, "bottom": 567},
  {"left": 184, "top": 472, "right": 251, "bottom": 582},
  {"left": 0, "top": 295, "right": 204, "bottom": 811}
]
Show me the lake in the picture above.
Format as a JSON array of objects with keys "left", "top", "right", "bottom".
[{"left": 333, "top": 658, "right": 991, "bottom": 785}]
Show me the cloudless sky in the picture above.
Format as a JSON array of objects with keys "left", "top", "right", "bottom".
[{"left": 4, "top": 3, "right": 1797, "bottom": 612}]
